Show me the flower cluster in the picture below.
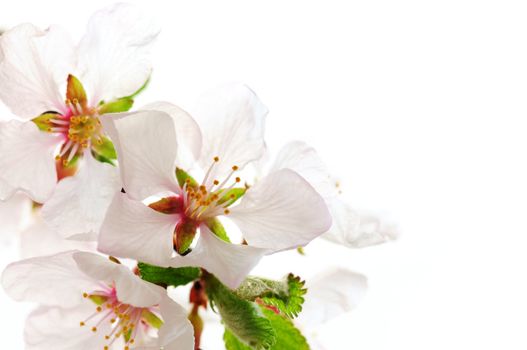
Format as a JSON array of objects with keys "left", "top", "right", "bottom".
[{"left": 0, "top": 4, "right": 395, "bottom": 350}]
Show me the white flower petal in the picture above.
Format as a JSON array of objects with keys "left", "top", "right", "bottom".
[
  {"left": 323, "top": 199, "right": 397, "bottom": 248},
  {"left": 142, "top": 101, "right": 202, "bottom": 169},
  {"left": 41, "top": 153, "right": 121, "bottom": 239},
  {"left": 1, "top": 250, "right": 94, "bottom": 308},
  {"left": 230, "top": 169, "right": 332, "bottom": 251},
  {"left": 156, "top": 295, "right": 195, "bottom": 350},
  {"left": 20, "top": 214, "right": 96, "bottom": 259},
  {"left": 72, "top": 251, "right": 165, "bottom": 308},
  {"left": 170, "top": 225, "right": 268, "bottom": 289},
  {"left": 193, "top": 84, "right": 268, "bottom": 179},
  {"left": 25, "top": 305, "right": 113, "bottom": 350},
  {"left": 0, "top": 193, "right": 32, "bottom": 242},
  {"left": 98, "top": 193, "right": 176, "bottom": 266},
  {"left": 76, "top": 3, "right": 159, "bottom": 104},
  {"left": 0, "top": 24, "right": 73, "bottom": 119},
  {"left": 101, "top": 111, "right": 179, "bottom": 200},
  {"left": 297, "top": 268, "right": 367, "bottom": 329},
  {"left": 271, "top": 141, "right": 337, "bottom": 199},
  {"left": 0, "top": 120, "right": 59, "bottom": 203}
]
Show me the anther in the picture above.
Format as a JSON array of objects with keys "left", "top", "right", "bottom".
[
  {"left": 91, "top": 327, "right": 97, "bottom": 332},
  {"left": 213, "top": 156, "right": 220, "bottom": 162},
  {"left": 235, "top": 177, "right": 241, "bottom": 183},
  {"left": 213, "top": 180, "right": 219, "bottom": 185},
  {"left": 224, "top": 209, "right": 230, "bottom": 215},
  {"left": 232, "top": 165, "right": 239, "bottom": 171}
]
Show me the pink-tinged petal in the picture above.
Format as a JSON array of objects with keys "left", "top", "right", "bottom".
[
  {"left": 297, "top": 268, "right": 367, "bottom": 329},
  {"left": 0, "top": 193, "right": 32, "bottom": 243},
  {"left": 0, "top": 24, "right": 73, "bottom": 119},
  {"left": 41, "top": 153, "right": 121, "bottom": 239},
  {"left": 229, "top": 169, "right": 332, "bottom": 251},
  {"left": 25, "top": 305, "right": 112, "bottom": 350},
  {"left": 76, "top": 3, "right": 159, "bottom": 104},
  {"left": 72, "top": 251, "right": 165, "bottom": 308},
  {"left": 271, "top": 141, "right": 338, "bottom": 199},
  {"left": 193, "top": 84, "right": 268, "bottom": 179},
  {"left": 101, "top": 111, "right": 179, "bottom": 200},
  {"left": 142, "top": 101, "right": 202, "bottom": 169},
  {"left": 171, "top": 225, "right": 268, "bottom": 289},
  {"left": 0, "top": 120, "right": 59, "bottom": 203},
  {"left": 98, "top": 193, "right": 176, "bottom": 266},
  {"left": 1, "top": 250, "right": 95, "bottom": 308},
  {"left": 20, "top": 214, "right": 96, "bottom": 259},
  {"left": 154, "top": 295, "right": 195, "bottom": 350},
  {"left": 323, "top": 199, "right": 397, "bottom": 248}
]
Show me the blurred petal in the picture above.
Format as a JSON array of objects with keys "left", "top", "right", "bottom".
[
  {"left": 25, "top": 305, "right": 112, "bottom": 350},
  {"left": 19, "top": 214, "right": 95, "bottom": 259},
  {"left": 297, "top": 268, "right": 368, "bottom": 329},
  {"left": 98, "top": 193, "right": 176, "bottom": 266},
  {"left": 0, "top": 120, "right": 59, "bottom": 203},
  {"left": 193, "top": 84, "right": 268, "bottom": 179},
  {"left": 271, "top": 141, "right": 337, "bottom": 198},
  {"left": 323, "top": 199, "right": 397, "bottom": 248},
  {"left": 156, "top": 295, "right": 195, "bottom": 350},
  {"left": 41, "top": 153, "right": 121, "bottom": 239},
  {"left": 0, "top": 193, "right": 32, "bottom": 243},
  {"left": 171, "top": 225, "right": 268, "bottom": 289},
  {"left": 101, "top": 111, "right": 179, "bottom": 200},
  {"left": 142, "top": 101, "right": 202, "bottom": 169},
  {"left": 77, "top": 3, "right": 159, "bottom": 103},
  {"left": 1, "top": 250, "right": 94, "bottom": 308},
  {"left": 72, "top": 251, "right": 165, "bottom": 307},
  {"left": 0, "top": 24, "right": 73, "bottom": 119},
  {"left": 230, "top": 169, "right": 332, "bottom": 251}
]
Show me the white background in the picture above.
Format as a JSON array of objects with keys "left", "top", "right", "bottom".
[{"left": 2, "top": 0, "right": 527, "bottom": 349}]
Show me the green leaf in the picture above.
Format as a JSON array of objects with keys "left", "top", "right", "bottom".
[
  {"left": 224, "top": 330, "right": 253, "bottom": 350},
  {"left": 138, "top": 263, "right": 200, "bottom": 287},
  {"left": 224, "top": 307, "right": 310, "bottom": 350},
  {"left": 98, "top": 97, "right": 134, "bottom": 114},
  {"left": 235, "top": 274, "right": 307, "bottom": 318},
  {"left": 205, "top": 273, "right": 276, "bottom": 350},
  {"left": 205, "top": 218, "right": 231, "bottom": 243},
  {"left": 91, "top": 136, "right": 117, "bottom": 163},
  {"left": 176, "top": 167, "right": 199, "bottom": 188}
]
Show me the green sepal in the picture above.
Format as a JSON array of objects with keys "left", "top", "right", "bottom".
[
  {"left": 205, "top": 218, "right": 231, "bottom": 243},
  {"left": 205, "top": 273, "right": 276, "bottom": 350},
  {"left": 235, "top": 274, "right": 307, "bottom": 318},
  {"left": 176, "top": 167, "right": 199, "bottom": 188},
  {"left": 98, "top": 97, "right": 134, "bottom": 114},
  {"left": 91, "top": 136, "right": 117, "bottom": 164},
  {"left": 88, "top": 294, "right": 108, "bottom": 306},
  {"left": 224, "top": 306, "right": 310, "bottom": 350},
  {"left": 66, "top": 74, "right": 87, "bottom": 106},
  {"left": 32, "top": 112, "right": 61, "bottom": 132},
  {"left": 125, "top": 76, "right": 150, "bottom": 99},
  {"left": 138, "top": 263, "right": 201, "bottom": 288},
  {"left": 217, "top": 187, "right": 246, "bottom": 206},
  {"left": 142, "top": 309, "right": 164, "bottom": 329}
]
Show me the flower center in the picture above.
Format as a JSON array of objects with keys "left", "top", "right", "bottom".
[
  {"left": 80, "top": 284, "right": 162, "bottom": 349},
  {"left": 48, "top": 99, "right": 105, "bottom": 165},
  {"left": 148, "top": 157, "right": 248, "bottom": 254},
  {"left": 182, "top": 157, "right": 243, "bottom": 221}
]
